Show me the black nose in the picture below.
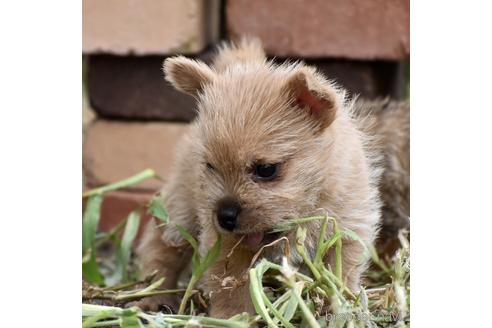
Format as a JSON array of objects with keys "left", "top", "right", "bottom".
[{"left": 216, "top": 198, "right": 241, "bottom": 231}]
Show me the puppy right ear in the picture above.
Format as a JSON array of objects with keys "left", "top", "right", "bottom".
[
  {"left": 163, "top": 56, "right": 215, "bottom": 98},
  {"left": 283, "top": 67, "right": 339, "bottom": 132}
]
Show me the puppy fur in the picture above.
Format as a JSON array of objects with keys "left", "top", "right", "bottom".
[
  {"left": 136, "top": 39, "right": 382, "bottom": 318},
  {"left": 353, "top": 99, "right": 410, "bottom": 255}
]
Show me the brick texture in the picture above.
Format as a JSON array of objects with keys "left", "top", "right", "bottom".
[
  {"left": 83, "top": 0, "right": 220, "bottom": 55},
  {"left": 88, "top": 53, "right": 213, "bottom": 121},
  {"left": 227, "top": 0, "right": 409, "bottom": 60},
  {"left": 88, "top": 54, "right": 403, "bottom": 122},
  {"left": 301, "top": 59, "right": 404, "bottom": 99},
  {"left": 82, "top": 190, "right": 154, "bottom": 240},
  {"left": 83, "top": 120, "right": 189, "bottom": 191},
  {"left": 99, "top": 190, "right": 154, "bottom": 238}
]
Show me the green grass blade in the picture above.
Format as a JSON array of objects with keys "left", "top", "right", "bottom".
[
  {"left": 249, "top": 268, "right": 278, "bottom": 328},
  {"left": 82, "top": 194, "right": 103, "bottom": 255},
  {"left": 147, "top": 196, "right": 169, "bottom": 225},
  {"left": 292, "top": 287, "right": 320, "bottom": 328},
  {"left": 82, "top": 312, "right": 116, "bottom": 328},
  {"left": 83, "top": 169, "right": 156, "bottom": 198},
  {"left": 106, "top": 212, "right": 140, "bottom": 286},
  {"left": 317, "top": 231, "right": 343, "bottom": 262},
  {"left": 120, "top": 313, "right": 142, "bottom": 328},
  {"left": 85, "top": 319, "right": 121, "bottom": 327},
  {"left": 176, "top": 224, "right": 200, "bottom": 270},
  {"left": 176, "top": 225, "right": 199, "bottom": 254},
  {"left": 197, "top": 235, "right": 221, "bottom": 276},
  {"left": 82, "top": 194, "right": 104, "bottom": 285},
  {"left": 83, "top": 255, "right": 104, "bottom": 286},
  {"left": 283, "top": 284, "right": 302, "bottom": 322},
  {"left": 177, "top": 235, "right": 221, "bottom": 315},
  {"left": 262, "top": 292, "right": 294, "bottom": 328},
  {"left": 314, "top": 217, "right": 329, "bottom": 265}
]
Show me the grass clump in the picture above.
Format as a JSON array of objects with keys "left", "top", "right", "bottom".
[{"left": 82, "top": 170, "right": 410, "bottom": 327}]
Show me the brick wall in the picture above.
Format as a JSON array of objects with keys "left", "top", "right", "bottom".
[{"left": 82, "top": 0, "right": 409, "bottom": 234}]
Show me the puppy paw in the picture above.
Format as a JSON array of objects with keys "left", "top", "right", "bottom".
[{"left": 127, "top": 295, "right": 178, "bottom": 313}]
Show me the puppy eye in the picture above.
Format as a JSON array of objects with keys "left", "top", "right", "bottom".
[
  {"left": 253, "top": 163, "right": 280, "bottom": 181},
  {"left": 206, "top": 162, "right": 215, "bottom": 171}
]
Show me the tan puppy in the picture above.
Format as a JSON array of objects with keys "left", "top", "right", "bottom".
[
  {"left": 136, "top": 39, "right": 381, "bottom": 318},
  {"left": 353, "top": 99, "right": 410, "bottom": 255}
]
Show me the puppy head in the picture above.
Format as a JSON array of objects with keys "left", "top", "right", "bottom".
[{"left": 164, "top": 54, "right": 342, "bottom": 250}]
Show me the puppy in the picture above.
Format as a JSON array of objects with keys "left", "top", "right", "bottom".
[
  {"left": 354, "top": 99, "right": 410, "bottom": 255},
  {"left": 136, "top": 39, "right": 381, "bottom": 318}
]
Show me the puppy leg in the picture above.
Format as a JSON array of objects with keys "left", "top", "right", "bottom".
[
  {"left": 338, "top": 240, "right": 367, "bottom": 292},
  {"left": 203, "top": 239, "right": 255, "bottom": 318},
  {"left": 208, "top": 279, "right": 253, "bottom": 319},
  {"left": 134, "top": 137, "right": 200, "bottom": 312},
  {"left": 134, "top": 218, "right": 192, "bottom": 312}
]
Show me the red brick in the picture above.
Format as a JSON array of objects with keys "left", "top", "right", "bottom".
[
  {"left": 83, "top": 120, "right": 189, "bottom": 191},
  {"left": 87, "top": 53, "right": 214, "bottom": 121},
  {"left": 298, "top": 59, "right": 404, "bottom": 99},
  {"left": 83, "top": 0, "right": 220, "bottom": 55},
  {"left": 227, "top": 0, "right": 409, "bottom": 60},
  {"left": 83, "top": 190, "right": 154, "bottom": 240}
]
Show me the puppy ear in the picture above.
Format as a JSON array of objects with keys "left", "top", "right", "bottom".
[
  {"left": 284, "top": 68, "right": 338, "bottom": 131},
  {"left": 163, "top": 56, "right": 215, "bottom": 98}
]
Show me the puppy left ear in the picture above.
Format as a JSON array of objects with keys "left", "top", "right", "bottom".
[
  {"left": 284, "top": 68, "right": 339, "bottom": 131},
  {"left": 163, "top": 56, "right": 215, "bottom": 98}
]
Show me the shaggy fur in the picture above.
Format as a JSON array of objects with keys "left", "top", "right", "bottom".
[
  {"left": 136, "top": 39, "right": 382, "bottom": 318},
  {"left": 354, "top": 99, "right": 410, "bottom": 255}
]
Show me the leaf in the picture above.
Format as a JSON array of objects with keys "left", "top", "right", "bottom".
[
  {"left": 249, "top": 268, "right": 277, "bottom": 328},
  {"left": 106, "top": 212, "right": 140, "bottom": 286},
  {"left": 82, "top": 194, "right": 103, "bottom": 255},
  {"left": 147, "top": 197, "right": 169, "bottom": 225},
  {"left": 175, "top": 225, "right": 199, "bottom": 253},
  {"left": 196, "top": 235, "right": 221, "bottom": 277},
  {"left": 176, "top": 230, "right": 221, "bottom": 315},
  {"left": 316, "top": 231, "right": 343, "bottom": 267},
  {"left": 294, "top": 287, "right": 320, "bottom": 328},
  {"left": 283, "top": 284, "right": 302, "bottom": 322},
  {"left": 176, "top": 225, "right": 200, "bottom": 270},
  {"left": 120, "top": 313, "right": 142, "bottom": 328},
  {"left": 82, "top": 194, "right": 104, "bottom": 285}
]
